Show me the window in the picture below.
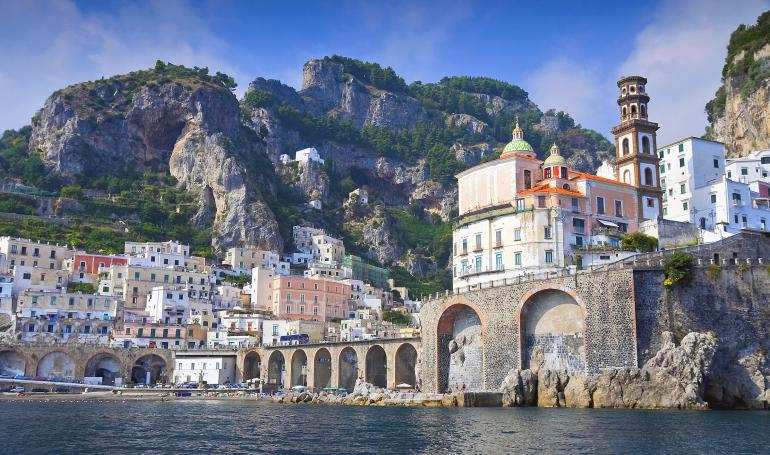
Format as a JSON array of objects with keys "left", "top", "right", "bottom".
[
  {"left": 642, "top": 136, "right": 650, "bottom": 154},
  {"left": 537, "top": 196, "right": 546, "bottom": 208},
  {"left": 474, "top": 256, "right": 482, "bottom": 272},
  {"left": 683, "top": 201, "right": 689, "bottom": 211},
  {"left": 644, "top": 168, "right": 653, "bottom": 186},
  {"left": 495, "top": 230, "right": 502, "bottom": 247},
  {"left": 272, "top": 324, "right": 279, "bottom": 336},
  {"left": 622, "top": 138, "right": 629, "bottom": 155},
  {"left": 544, "top": 168, "right": 552, "bottom": 179},
  {"left": 461, "top": 238, "right": 467, "bottom": 254},
  {"left": 544, "top": 226, "right": 552, "bottom": 239},
  {"left": 615, "top": 200, "right": 623, "bottom": 217},
  {"left": 679, "top": 157, "right": 685, "bottom": 167},
  {"left": 713, "top": 159, "right": 719, "bottom": 168},
  {"left": 514, "top": 229, "right": 521, "bottom": 241},
  {"left": 495, "top": 252, "right": 503, "bottom": 270},
  {"left": 515, "top": 198, "right": 525, "bottom": 211},
  {"left": 571, "top": 198, "right": 579, "bottom": 212},
  {"left": 475, "top": 234, "right": 482, "bottom": 250},
  {"left": 647, "top": 198, "right": 655, "bottom": 208},
  {"left": 575, "top": 236, "right": 583, "bottom": 247},
  {"left": 573, "top": 218, "right": 585, "bottom": 234},
  {"left": 523, "top": 170, "right": 532, "bottom": 189},
  {"left": 727, "top": 171, "right": 732, "bottom": 179},
  {"left": 734, "top": 214, "right": 739, "bottom": 224},
  {"left": 762, "top": 219, "right": 766, "bottom": 231},
  {"left": 137, "top": 328, "right": 144, "bottom": 337},
  {"left": 545, "top": 250, "right": 554, "bottom": 263},
  {"left": 710, "top": 194, "right": 717, "bottom": 203},
  {"left": 596, "top": 196, "right": 605, "bottom": 214},
  {"left": 658, "top": 150, "right": 664, "bottom": 158},
  {"left": 680, "top": 183, "right": 686, "bottom": 194},
  {"left": 659, "top": 164, "right": 665, "bottom": 174},
  {"left": 134, "top": 272, "right": 140, "bottom": 280},
  {"left": 741, "top": 167, "right": 748, "bottom": 176},
  {"left": 700, "top": 217, "right": 707, "bottom": 229},
  {"left": 514, "top": 252, "right": 522, "bottom": 266},
  {"left": 678, "top": 143, "right": 684, "bottom": 152},
  {"left": 286, "top": 305, "right": 291, "bottom": 314}
]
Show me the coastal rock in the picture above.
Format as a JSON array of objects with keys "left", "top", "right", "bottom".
[
  {"left": 499, "top": 368, "right": 537, "bottom": 407},
  {"left": 444, "top": 113, "right": 488, "bottom": 136}
]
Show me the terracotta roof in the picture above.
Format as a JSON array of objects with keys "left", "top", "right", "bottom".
[
  {"left": 571, "top": 172, "right": 635, "bottom": 188},
  {"left": 517, "top": 184, "right": 585, "bottom": 197}
]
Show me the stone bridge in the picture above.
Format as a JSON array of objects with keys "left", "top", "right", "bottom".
[
  {"left": 0, "top": 342, "right": 175, "bottom": 386},
  {"left": 235, "top": 338, "right": 421, "bottom": 392},
  {"left": 418, "top": 232, "right": 770, "bottom": 394}
]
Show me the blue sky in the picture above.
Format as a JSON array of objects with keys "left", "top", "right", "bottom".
[{"left": 1, "top": 0, "right": 768, "bottom": 144}]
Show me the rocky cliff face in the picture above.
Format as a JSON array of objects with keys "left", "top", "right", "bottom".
[
  {"left": 500, "top": 331, "right": 718, "bottom": 409},
  {"left": 300, "top": 59, "right": 427, "bottom": 130},
  {"left": 709, "top": 44, "right": 770, "bottom": 157},
  {"left": 29, "top": 71, "right": 282, "bottom": 251}
]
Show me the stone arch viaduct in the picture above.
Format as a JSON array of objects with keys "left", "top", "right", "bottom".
[
  {"left": 0, "top": 343, "right": 175, "bottom": 386},
  {"left": 236, "top": 338, "right": 420, "bottom": 391}
]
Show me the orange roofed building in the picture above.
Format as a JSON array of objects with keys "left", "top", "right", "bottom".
[{"left": 452, "top": 76, "right": 662, "bottom": 290}]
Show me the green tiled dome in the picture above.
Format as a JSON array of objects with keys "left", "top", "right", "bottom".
[{"left": 503, "top": 139, "right": 534, "bottom": 154}]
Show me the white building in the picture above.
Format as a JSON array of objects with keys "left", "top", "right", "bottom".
[
  {"left": 293, "top": 225, "right": 326, "bottom": 253},
  {"left": 174, "top": 354, "right": 237, "bottom": 385},
  {"left": 295, "top": 147, "right": 324, "bottom": 165},
  {"left": 16, "top": 291, "right": 117, "bottom": 343},
  {"left": 725, "top": 149, "right": 770, "bottom": 184},
  {"left": 223, "top": 247, "right": 289, "bottom": 275},
  {"left": 660, "top": 137, "right": 770, "bottom": 237}
]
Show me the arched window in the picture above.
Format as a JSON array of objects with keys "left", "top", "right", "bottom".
[
  {"left": 631, "top": 104, "right": 637, "bottom": 115},
  {"left": 622, "top": 88, "right": 627, "bottom": 96},
  {"left": 544, "top": 168, "right": 552, "bottom": 179},
  {"left": 639, "top": 85, "right": 645, "bottom": 93},
  {"left": 523, "top": 170, "right": 532, "bottom": 190},
  {"left": 640, "top": 104, "right": 647, "bottom": 116},
  {"left": 630, "top": 85, "right": 636, "bottom": 94},
  {"left": 642, "top": 136, "right": 651, "bottom": 154},
  {"left": 553, "top": 166, "right": 560, "bottom": 178},
  {"left": 644, "top": 168, "right": 653, "bottom": 186},
  {"left": 622, "top": 138, "right": 630, "bottom": 155},
  {"left": 563, "top": 183, "right": 570, "bottom": 190},
  {"left": 622, "top": 106, "right": 627, "bottom": 117},
  {"left": 623, "top": 170, "right": 631, "bottom": 184}
]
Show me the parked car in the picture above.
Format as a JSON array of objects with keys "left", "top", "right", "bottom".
[
  {"left": 31, "top": 388, "right": 48, "bottom": 393},
  {"left": 54, "top": 387, "right": 70, "bottom": 393},
  {"left": 32, "top": 376, "right": 46, "bottom": 381},
  {"left": 13, "top": 375, "right": 31, "bottom": 380},
  {"left": 0, "top": 374, "right": 14, "bottom": 379},
  {"left": 10, "top": 386, "right": 25, "bottom": 393}
]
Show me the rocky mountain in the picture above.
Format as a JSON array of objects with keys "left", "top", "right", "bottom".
[
  {"left": 706, "top": 11, "right": 770, "bottom": 156},
  {"left": 1, "top": 56, "right": 615, "bottom": 294}
]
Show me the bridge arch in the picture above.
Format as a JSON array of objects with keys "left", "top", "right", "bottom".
[
  {"left": 436, "top": 302, "right": 485, "bottom": 392},
  {"left": 36, "top": 351, "right": 77, "bottom": 379},
  {"left": 365, "top": 345, "right": 387, "bottom": 388},
  {"left": 394, "top": 343, "right": 418, "bottom": 388},
  {"left": 243, "top": 351, "right": 261, "bottom": 381},
  {"left": 290, "top": 350, "right": 308, "bottom": 387},
  {"left": 518, "top": 287, "right": 586, "bottom": 373},
  {"left": 267, "top": 351, "right": 285, "bottom": 387},
  {"left": 0, "top": 349, "right": 27, "bottom": 376},
  {"left": 338, "top": 347, "right": 358, "bottom": 392},
  {"left": 84, "top": 352, "right": 122, "bottom": 386},
  {"left": 313, "top": 348, "right": 332, "bottom": 389},
  {"left": 132, "top": 354, "right": 167, "bottom": 385}
]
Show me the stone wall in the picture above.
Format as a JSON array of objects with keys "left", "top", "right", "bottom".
[
  {"left": 419, "top": 269, "right": 637, "bottom": 393},
  {"left": 634, "top": 265, "right": 770, "bottom": 407}
]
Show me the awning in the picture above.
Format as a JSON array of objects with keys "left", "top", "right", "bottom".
[{"left": 598, "top": 219, "right": 619, "bottom": 228}]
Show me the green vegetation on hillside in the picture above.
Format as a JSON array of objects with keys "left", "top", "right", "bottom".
[
  {"left": 325, "top": 55, "right": 408, "bottom": 93},
  {"left": 707, "top": 11, "right": 770, "bottom": 122}
]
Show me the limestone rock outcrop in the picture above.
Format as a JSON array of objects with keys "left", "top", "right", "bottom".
[
  {"left": 300, "top": 59, "right": 426, "bottom": 130},
  {"left": 30, "top": 76, "right": 282, "bottom": 251},
  {"left": 709, "top": 46, "right": 770, "bottom": 156},
  {"left": 500, "top": 331, "right": 718, "bottom": 409}
]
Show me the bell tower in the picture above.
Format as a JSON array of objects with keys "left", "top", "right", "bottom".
[{"left": 611, "top": 75, "right": 662, "bottom": 221}]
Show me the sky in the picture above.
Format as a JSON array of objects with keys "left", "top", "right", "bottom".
[{"left": 1, "top": 0, "right": 768, "bottom": 145}]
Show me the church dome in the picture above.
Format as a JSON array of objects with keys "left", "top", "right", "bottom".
[
  {"left": 500, "top": 118, "right": 535, "bottom": 157},
  {"left": 544, "top": 143, "right": 566, "bottom": 165}
]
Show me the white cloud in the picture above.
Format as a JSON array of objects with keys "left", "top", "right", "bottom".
[
  {"left": 526, "top": 58, "right": 606, "bottom": 131},
  {"left": 0, "top": 0, "right": 248, "bottom": 131},
  {"left": 620, "top": 0, "right": 770, "bottom": 144}
]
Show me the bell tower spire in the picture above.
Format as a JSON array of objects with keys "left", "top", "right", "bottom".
[{"left": 611, "top": 76, "right": 662, "bottom": 221}]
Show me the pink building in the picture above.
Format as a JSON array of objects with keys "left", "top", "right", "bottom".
[{"left": 270, "top": 276, "right": 352, "bottom": 321}]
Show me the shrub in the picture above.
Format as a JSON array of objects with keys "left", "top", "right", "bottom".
[
  {"left": 67, "top": 282, "right": 96, "bottom": 294},
  {"left": 707, "top": 264, "right": 722, "bottom": 280},
  {"left": 664, "top": 252, "right": 694, "bottom": 286},
  {"left": 736, "top": 263, "right": 750, "bottom": 273},
  {"left": 621, "top": 232, "right": 658, "bottom": 252}
]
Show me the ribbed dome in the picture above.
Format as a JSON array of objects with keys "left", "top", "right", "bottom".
[
  {"left": 544, "top": 143, "right": 566, "bottom": 165},
  {"left": 501, "top": 117, "right": 535, "bottom": 156}
]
